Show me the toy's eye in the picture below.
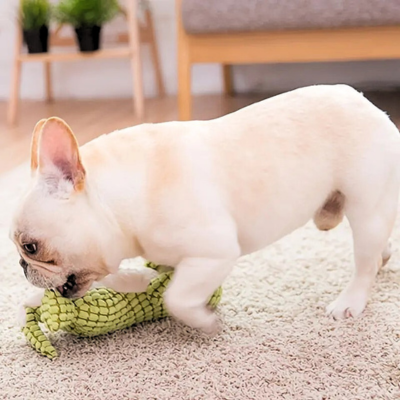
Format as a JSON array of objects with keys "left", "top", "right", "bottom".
[{"left": 23, "top": 243, "right": 37, "bottom": 254}]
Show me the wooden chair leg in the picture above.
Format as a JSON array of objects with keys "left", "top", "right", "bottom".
[
  {"left": 178, "top": 55, "right": 192, "bottom": 121},
  {"left": 132, "top": 53, "right": 144, "bottom": 121},
  {"left": 145, "top": 9, "right": 165, "bottom": 97},
  {"left": 127, "top": 0, "right": 144, "bottom": 121},
  {"left": 8, "top": 60, "right": 22, "bottom": 126},
  {"left": 44, "top": 62, "right": 53, "bottom": 102},
  {"left": 8, "top": 27, "right": 23, "bottom": 126},
  {"left": 222, "top": 64, "right": 234, "bottom": 96},
  {"left": 176, "top": 0, "right": 192, "bottom": 121}
]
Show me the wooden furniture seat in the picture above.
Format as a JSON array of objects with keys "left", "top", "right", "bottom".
[{"left": 177, "top": 0, "right": 400, "bottom": 120}]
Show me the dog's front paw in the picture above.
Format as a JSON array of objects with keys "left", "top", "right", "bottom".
[
  {"left": 166, "top": 294, "right": 222, "bottom": 336},
  {"left": 326, "top": 290, "right": 368, "bottom": 319},
  {"left": 17, "top": 303, "right": 28, "bottom": 327},
  {"left": 178, "top": 309, "right": 221, "bottom": 336},
  {"left": 200, "top": 312, "right": 222, "bottom": 337},
  {"left": 141, "top": 267, "right": 159, "bottom": 285},
  {"left": 16, "top": 290, "right": 44, "bottom": 327}
]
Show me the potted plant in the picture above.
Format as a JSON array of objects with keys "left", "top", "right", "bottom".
[
  {"left": 54, "top": 0, "right": 120, "bottom": 52},
  {"left": 20, "top": 0, "right": 51, "bottom": 54}
]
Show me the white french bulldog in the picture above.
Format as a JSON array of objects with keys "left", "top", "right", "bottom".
[{"left": 11, "top": 85, "right": 400, "bottom": 334}]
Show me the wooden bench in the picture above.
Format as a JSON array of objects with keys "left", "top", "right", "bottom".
[{"left": 177, "top": 0, "right": 400, "bottom": 120}]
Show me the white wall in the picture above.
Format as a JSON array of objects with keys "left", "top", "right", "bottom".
[{"left": 0, "top": 0, "right": 399, "bottom": 101}]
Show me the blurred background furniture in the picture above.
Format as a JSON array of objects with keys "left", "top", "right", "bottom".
[
  {"left": 177, "top": 0, "right": 400, "bottom": 120},
  {"left": 8, "top": 0, "right": 165, "bottom": 126}
]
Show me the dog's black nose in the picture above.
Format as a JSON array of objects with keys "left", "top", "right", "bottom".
[
  {"left": 57, "top": 274, "right": 78, "bottom": 298},
  {"left": 19, "top": 258, "right": 28, "bottom": 268},
  {"left": 19, "top": 258, "right": 28, "bottom": 277}
]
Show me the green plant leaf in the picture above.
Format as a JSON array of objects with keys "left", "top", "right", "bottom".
[
  {"left": 20, "top": 0, "right": 51, "bottom": 30},
  {"left": 54, "top": 0, "right": 120, "bottom": 27}
]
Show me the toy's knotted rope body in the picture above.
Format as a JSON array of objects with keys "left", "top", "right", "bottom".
[{"left": 22, "top": 262, "right": 222, "bottom": 359}]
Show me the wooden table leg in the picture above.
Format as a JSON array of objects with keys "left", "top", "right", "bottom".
[
  {"left": 176, "top": 0, "right": 192, "bottom": 121},
  {"left": 127, "top": 0, "right": 144, "bottom": 121},
  {"left": 8, "top": 27, "right": 23, "bottom": 126},
  {"left": 146, "top": 9, "right": 165, "bottom": 97},
  {"left": 44, "top": 62, "right": 53, "bottom": 102},
  {"left": 222, "top": 64, "right": 234, "bottom": 96}
]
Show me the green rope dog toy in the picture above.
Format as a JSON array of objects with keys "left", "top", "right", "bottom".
[{"left": 22, "top": 262, "right": 222, "bottom": 359}]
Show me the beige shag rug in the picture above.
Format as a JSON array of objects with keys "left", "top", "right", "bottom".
[{"left": 1, "top": 163, "right": 400, "bottom": 400}]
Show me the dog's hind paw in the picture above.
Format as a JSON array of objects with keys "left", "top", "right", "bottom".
[{"left": 326, "top": 290, "right": 368, "bottom": 320}]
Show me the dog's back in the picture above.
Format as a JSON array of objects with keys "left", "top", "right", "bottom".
[{"left": 197, "top": 85, "right": 400, "bottom": 253}]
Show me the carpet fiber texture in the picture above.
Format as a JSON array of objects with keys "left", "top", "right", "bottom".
[{"left": 0, "top": 164, "right": 400, "bottom": 400}]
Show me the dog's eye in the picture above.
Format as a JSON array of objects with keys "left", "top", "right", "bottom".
[{"left": 23, "top": 243, "right": 37, "bottom": 254}]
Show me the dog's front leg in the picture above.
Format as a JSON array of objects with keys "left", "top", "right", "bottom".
[
  {"left": 94, "top": 266, "right": 158, "bottom": 293},
  {"left": 164, "top": 257, "right": 235, "bottom": 335}
]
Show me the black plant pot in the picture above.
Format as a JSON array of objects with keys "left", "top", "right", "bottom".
[
  {"left": 23, "top": 25, "right": 49, "bottom": 54},
  {"left": 75, "top": 26, "right": 102, "bottom": 52}
]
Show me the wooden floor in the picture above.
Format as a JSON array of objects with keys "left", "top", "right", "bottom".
[{"left": 0, "top": 91, "right": 399, "bottom": 174}]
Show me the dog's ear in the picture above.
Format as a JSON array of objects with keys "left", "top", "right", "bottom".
[
  {"left": 30, "top": 118, "right": 47, "bottom": 172},
  {"left": 37, "top": 117, "right": 86, "bottom": 191}
]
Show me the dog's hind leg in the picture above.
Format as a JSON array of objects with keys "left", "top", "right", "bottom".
[
  {"left": 326, "top": 180, "right": 399, "bottom": 319},
  {"left": 314, "top": 191, "right": 345, "bottom": 231},
  {"left": 382, "top": 241, "right": 392, "bottom": 267}
]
